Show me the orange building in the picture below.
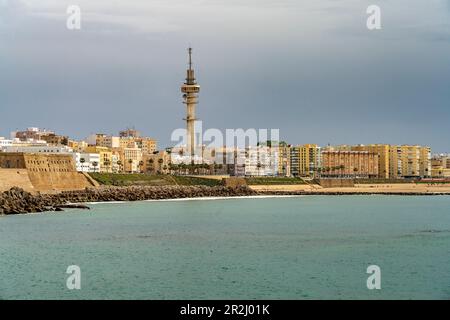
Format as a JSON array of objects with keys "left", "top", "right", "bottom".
[{"left": 321, "top": 150, "right": 378, "bottom": 178}]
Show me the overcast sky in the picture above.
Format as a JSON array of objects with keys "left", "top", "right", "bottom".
[{"left": 1, "top": 0, "right": 450, "bottom": 152}]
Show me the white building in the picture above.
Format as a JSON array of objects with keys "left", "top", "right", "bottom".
[
  {"left": 111, "top": 154, "right": 121, "bottom": 173},
  {"left": 170, "top": 145, "right": 208, "bottom": 165},
  {"left": 1, "top": 137, "right": 51, "bottom": 151},
  {"left": 72, "top": 153, "right": 101, "bottom": 172},
  {"left": 244, "top": 146, "right": 278, "bottom": 176},
  {"left": 86, "top": 134, "right": 120, "bottom": 148},
  {"left": 0, "top": 137, "right": 13, "bottom": 151},
  {"left": 86, "top": 134, "right": 97, "bottom": 146},
  {"left": 2, "top": 145, "right": 73, "bottom": 154}
]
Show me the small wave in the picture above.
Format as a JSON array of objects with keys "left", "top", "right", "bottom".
[
  {"left": 143, "top": 195, "right": 304, "bottom": 202},
  {"left": 84, "top": 201, "right": 127, "bottom": 205},
  {"left": 417, "top": 229, "right": 450, "bottom": 234},
  {"left": 77, "top": 195, "right": 303, "bottom": 206},
  {"left": 399, "top": 229, "right": 450, "bottom": 239}
]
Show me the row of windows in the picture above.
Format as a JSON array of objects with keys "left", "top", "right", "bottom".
[
  {"left": 27, "top": 160, "right": 71, "bottom": 165},
  {"left": 28, "top": 168, "right": 71, "bottom": 173},
  {"left": 49, "top": 160, "right": 70, "bottom": 165},
  {"left": 27, "top": 160, "right": 45, "bottom": 165}
]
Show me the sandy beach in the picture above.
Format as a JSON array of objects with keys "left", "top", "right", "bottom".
[{"left": 249, "top": 183, "right": 450, "bottom": 194}]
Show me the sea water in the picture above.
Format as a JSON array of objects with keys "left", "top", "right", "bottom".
[{"left": 0, "top": 196, "right": 449, "bottom": 299}]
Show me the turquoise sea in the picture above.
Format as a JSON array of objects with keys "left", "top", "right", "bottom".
[{"left": 0, "top": 196, "right": 449, "bottom": 300}]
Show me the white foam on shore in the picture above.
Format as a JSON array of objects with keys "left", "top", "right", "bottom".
[
  {"left": 84, "top": 195, "right": 303, "bottom": 205},
  {"left": 144, "top": 195, "right": 303, "bottom": 202},
  {"left": 83, "top": 201, "right": 127, "bottom": 205}
]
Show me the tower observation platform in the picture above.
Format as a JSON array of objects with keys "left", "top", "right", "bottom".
[{"left": 181, "top": 48, "right": 200, "bottom": 162}]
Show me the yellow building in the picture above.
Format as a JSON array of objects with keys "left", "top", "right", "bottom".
[
  {"left": 87, "top": 134, "right": 120, "bottom": 149},
  {"left": 389, "top": 145, "right": 431, "bottom": 179},
  {"left": 419, "top": 146, "right": 432, "bottom": 178},
  {"left": 352, "top": 144, "right": 390, "bottom": 179},
  {"left": 112, "top": 146, "right": 143, "bottom": 173},
  {"left": 431, "top": 156, "right": 450, "bottom": 178},
  {"left": 40, "top": 133, "right": 69, "bottom": 146},
  {"left": 277, "top": 143, "right": 291, "bottom": 177},
  {"left": 138, "top": 137, "right": 157, "bottom": 155},
  {"left": 68, "top": 140, "right": 88, "bottom": 152},
  {"left": 321, "top": 150, "right": 379, "bottom": 178},
  {"left": 290, "top": 144, "right": 320, "bottom": 177},
  {"left": 388, "top": 146, "right": 399, "bottom": 179},
  {"left": 119, "top": 137, "right": 157, "bottom": 155},
  {"left": 123, "top": 147, "right": 143, "bottom": 173},
  {"left": 143, "top": 151, "right": 171, "bottom": 174},
  {"left": 300, "top": 144, "right": 321, "bottom": 177},
  {"left": 84, "top": 146, "right": 113, "bottom": 173},
  {"left": 119, "top": 138, "right": 136, "bottom": 149}
]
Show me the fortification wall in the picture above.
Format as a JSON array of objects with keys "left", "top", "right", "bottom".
[
  {"left": 222, "top": 177, "right": 247, "bottom": 188},
  {"left": 319, "top": 179, "right": 355, "bottom": 188},
  {"left": 0, "top": 153, "right": 98, "bottom": 193},
  {"left": 0, "top": 169, "right": 35, "bottom": 192},
  {"left": 27, "top": 172, "right": 96, "bottom": 193}
]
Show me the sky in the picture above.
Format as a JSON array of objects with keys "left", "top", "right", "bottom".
[{"left": 1, "top": 0, "right": 450, "bottom": 152}]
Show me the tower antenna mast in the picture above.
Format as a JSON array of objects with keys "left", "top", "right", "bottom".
[
  {"left": 188, "top": 47, "right": 192, "bottom": 71},
  {"left": 181, "top": 47, "right": 201, "bottom": 165}
]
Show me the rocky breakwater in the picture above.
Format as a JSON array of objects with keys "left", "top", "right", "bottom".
[
  {"left": 0, "top": 185, "right": 257, "bottom": 215},
  {"left": 0, "top": 187, "right": 56, "bottom": 215},
  {"left": 258, "top": 190, "right": 450, "bottom": 196}
]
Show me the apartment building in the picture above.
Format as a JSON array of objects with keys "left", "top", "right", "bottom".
[
  {"left": 87, "top": 134, "right": 120, "bottom": 149},
  {"left": 277, "top": 143, "right": 291, "bottom": 177},
  {"left": 72, "top": 152, "right": 101, "bottom": 172},
  {"left": 389, "top": 145, "right": 431, "bottom": 179},
  {"left": 143, "top": 151, "right": 171, "bottom": 174},
  {"left": 244, "top": 146, "right": 278, "bottom": 176},
  {"left": 321, "top": 150, "right": 379, "bottom": 178},
  {"left": 431, "top": 155, "right": 450, "bottom": 178},
  {"left": 352, "top": 144, "right": 390, "bottom": 179},
  {"left": 84, "top": 146, "right": 113, "bottom": 173},
  {"left": 290, "top": 144, "right": 321, "bottom": 177}
]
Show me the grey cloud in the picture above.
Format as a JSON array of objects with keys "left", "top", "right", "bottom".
[{"left": 1, "top": 0, "right": 450, "bottom": 153}]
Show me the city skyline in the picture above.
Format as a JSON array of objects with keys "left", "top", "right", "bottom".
[
  {"left": 0, "top": 126, "right": 440, "bottom": 180},
  {"left": 0, "top": 124, "right": 446, "bottom": 154},
  {"left": 1, "top": 0, "right": 450, "bottom": 152}
]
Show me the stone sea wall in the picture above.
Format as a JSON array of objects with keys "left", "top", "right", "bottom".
[
  {"left": 0, "top": 185, "right": 257, "bottom": 215},
  {"left": 319, "top": 178, "right": 355, "bottom": 188},
  {"left": 0, "top": 169, "right": 35, "bottom": 192},
  {"left": 3, "top": 185, "right": 449, "bottom": 216},
  {"left": 0, "top": 153, "right": 97, "bottom": 193}
]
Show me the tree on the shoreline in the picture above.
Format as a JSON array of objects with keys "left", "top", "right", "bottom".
[
  {"left": 92, "top": 161, "right": 98, "bottom": 173},
  {"left": 80, "top": 158, "right": 86, "bottom": 172}
]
